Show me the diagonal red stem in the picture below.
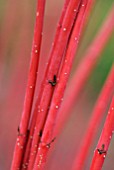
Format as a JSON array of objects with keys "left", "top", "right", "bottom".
[
  {"left": 90, "top": 94, "right": 114, "bottom": 170},
  {"left": 72, "top": 65, "right": 114, "bottom": 170},
  {"left": 54, "top": 6, "right": 114, "bottom": 137}
]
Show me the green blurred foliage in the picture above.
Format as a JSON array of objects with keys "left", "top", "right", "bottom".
[{"left": 89, "top": 35, "right": 114, "bottom": 96}]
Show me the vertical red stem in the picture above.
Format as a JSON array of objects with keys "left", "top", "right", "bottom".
[
  {"left": 27, "top": 0, "right": 81, "bottom": 169},
  {"left": 11, "top": 0, "right": 46, "bottom": 169},
  {"left": 21, "top": 0, "right": 71, "bottom": 168},
  {"left": 33, "top": 1, "right": 90, "bottom": 169}
]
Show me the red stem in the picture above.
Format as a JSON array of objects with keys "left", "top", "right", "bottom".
[
  {"left": 33, "top": 0, "right": 90, "bottom": 169},
  {"left": 90, "top": 94, "right": 114, "bottom": 170},
  {"left": 26, "top": 0, "right": 82, "bottom": 169},
  {"left": 72, "top": 65, "right": 114, "bottom": 170},
  {"left": 54, "top": 6, "right": 114, "bottom": 136},
  {"left": 11, "top": 0, "right": 46, "bottom": 169},
  {"left": 21, "top": 0, "right": 71, "bottom": 168}
]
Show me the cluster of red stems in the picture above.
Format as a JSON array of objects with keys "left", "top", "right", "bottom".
[{"left": 10, "top": 0, "right": 114, "bottom": 170}]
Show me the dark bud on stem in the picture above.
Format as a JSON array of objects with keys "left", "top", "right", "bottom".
[
  {"left": 48, "top": 75, "right": 57, "bottom": 86},
  {"left": 17, "top": 126, "right": 29, "bottom": 137},
  {"left": 39, "top": 130, "right": 42, "bottom": 137},
  {"left": 17, "top": 126, "right": 22, "bottom": 136},
  {"left": 46, "top": 137, "right": 56, "bottom": 148},
  {"left": 97, "top": 144, "right": 106, "bottom": 155}
]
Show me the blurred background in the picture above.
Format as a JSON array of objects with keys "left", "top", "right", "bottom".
[{"left": 0, "top": 0, "right": 114, "bottom": 169}]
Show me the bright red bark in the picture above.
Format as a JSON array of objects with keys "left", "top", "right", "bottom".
[
  {"left": 22, "top": 0, "right": 71, "bottom": 167},
  {"left": 11, "top": 0, "right": 46, "bottom": 169},
  {"left": 33, "top": 0, "right": 90, "bottom": 169},
  {"left": 72, "top": 65, "right": 114, "bottom": 170},
  {"left": 90, "top": 95, "right": 114, "bottom": 170},
  {"left": 27, "top": 0, "right": 82, "bottom": 169}
]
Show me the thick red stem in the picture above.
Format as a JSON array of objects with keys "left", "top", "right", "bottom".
[
  {"left": 22, "top": 0, "right": 71, "bottom": 167},
  {"left": 33, "top": 0, "right": 90, "bottom": 169},
  {"left": 11, "top": 0, "right": 46, "bottom": 169},
  {"left": 27, "top": 0, "right": 81, "bottom": 169}
]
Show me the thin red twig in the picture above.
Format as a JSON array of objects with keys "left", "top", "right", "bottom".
[
  {"left": 90, "top": 94, "right": 114, "bottom": 170},
  {"left": 72, "top": 65, "right": 114, "bottom": 170}
]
